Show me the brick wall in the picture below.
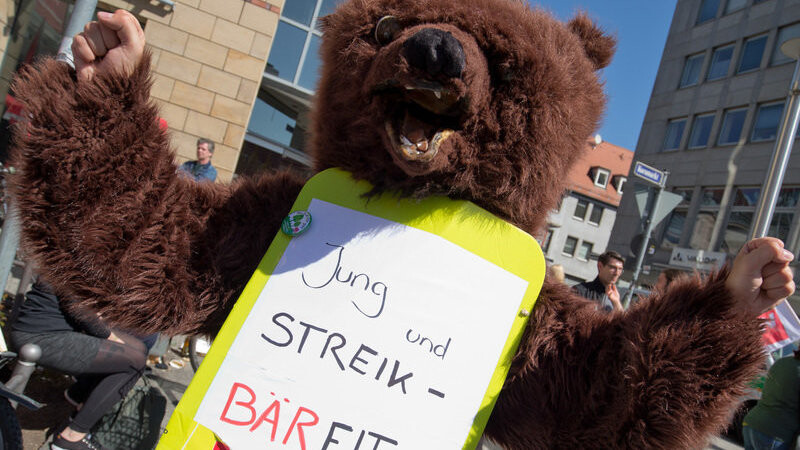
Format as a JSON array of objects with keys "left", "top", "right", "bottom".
[{"left": 102, "top": 0, "right": 283, "bottom": 182}]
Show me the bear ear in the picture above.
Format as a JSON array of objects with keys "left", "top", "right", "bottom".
[{"left": 568, "top": 12, "right": 616, "bottom": 70}]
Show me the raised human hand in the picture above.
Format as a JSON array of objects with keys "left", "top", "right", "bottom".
[
  {"left": 606, "top": 284, "right": 623, "bottom": 311},
  {"left": 71, "top": 10, "right": 145, "bottom": 83},
  {"left": 726, "top": 237, "right": 795, "bottom": 317}
]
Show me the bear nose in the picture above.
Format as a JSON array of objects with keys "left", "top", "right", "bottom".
[{"left": 403, "top": 28, "right": 465, "bottom": 79}]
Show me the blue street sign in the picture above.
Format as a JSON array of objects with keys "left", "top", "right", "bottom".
[{"left": 633, "top": 161, "right": 665, "bottom": 186}]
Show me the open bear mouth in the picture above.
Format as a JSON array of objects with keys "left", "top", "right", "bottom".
[{"left": 377, "top": 81, "right": 465, "bottom": 163}]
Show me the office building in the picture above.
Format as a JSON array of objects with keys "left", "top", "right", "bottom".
[{"left": 608, "top": 0, "right": 800, "bottom": 303}]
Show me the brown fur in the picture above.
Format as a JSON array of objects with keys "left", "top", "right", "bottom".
[
  {"left": 312, "top": 0, "right": 610, "bottom": 234},
  {"left": 8, "top": 1, "right": 766, "bottom": 448}
]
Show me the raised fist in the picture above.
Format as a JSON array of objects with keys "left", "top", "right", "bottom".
[
  {"left": 71, "top": 10, "right": 145, "bottom": 82},
  {"left": 726, "top": 237, "right": 795, "bottom": 317}
]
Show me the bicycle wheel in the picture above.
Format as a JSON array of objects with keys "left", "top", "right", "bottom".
[
  {"left": 188, "top": 336, "right": 212, "bottom": 372},
  {"left": 0, "top": 396, "right": 22, "bottom": 450}
]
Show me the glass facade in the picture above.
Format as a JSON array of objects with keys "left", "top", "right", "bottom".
[
  {"left": 243, "top": 0, "right": 344, "bottom": 175},
  {"left": 263, "top": 0, "right": 341, "bottom": 93}
]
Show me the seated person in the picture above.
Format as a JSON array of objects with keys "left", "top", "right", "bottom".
[{"left": 9, "top": 280, "right": 147, "bottom": 450}]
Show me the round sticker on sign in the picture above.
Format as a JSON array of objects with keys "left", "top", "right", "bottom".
[{"left": 281, "top": 210, "right": 312, "bottom": 236}]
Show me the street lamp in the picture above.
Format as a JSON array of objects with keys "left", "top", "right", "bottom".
[{"left": 749, "top": 38, "right": 800, "bottom": 240}]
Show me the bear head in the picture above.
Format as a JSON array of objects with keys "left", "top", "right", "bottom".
[{"left": 311, "top": 0, "right": 615, "bottom": 235}]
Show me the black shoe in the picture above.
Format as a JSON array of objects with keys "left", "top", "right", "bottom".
[{"left": 51, "top": 433, "right": 107, "bottom": 450}]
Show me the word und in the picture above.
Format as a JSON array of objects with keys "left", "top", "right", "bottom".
[
  {"left": 302, "top": 243, "right": 388, "bottom": 318},
  {"left": 405, "top": 329, "right": 451, "bottom": 360}
]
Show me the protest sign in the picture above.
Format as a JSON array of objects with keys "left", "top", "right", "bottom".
[{"left": 159, "top": 169, "right": 545, "bottom": 449}]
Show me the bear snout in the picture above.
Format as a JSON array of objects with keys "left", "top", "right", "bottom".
[{"left": 403, "top": 28, "right": 466, "bottom": 79}]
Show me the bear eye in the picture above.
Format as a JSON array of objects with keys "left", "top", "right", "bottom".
[
  {"left": 491, "top": 60, "right": 517, "bottom": 86},
  {"left": 375, "top": 15, "right": 401, "bottom": 45}
]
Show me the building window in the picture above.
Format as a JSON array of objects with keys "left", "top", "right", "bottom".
[
  {"left": 772, "top": 23, "right": 800, "bottom": 66},
  {"left": 738, "top": 35, "right": 768, "bottom": 73},
  {"left": 688, "top": 114, "right": 715, "bottom": 148},
  {"left": 706, "top": 44, "right": 734, "bottom": 81},
  {"left": 661, "top": 188, "right": 694, "bottom": 249},
  {"left": 577, "top": 241, "right": 593, "bottom": 261},
  {"left": 722, "top": 187, "right": 799, "bottom": 254},
  {"left": 679, "top": 53, "right": 705, "bottom": 88},
  {"left": 613, "top": 176, "right": 627, "bottom": 194},
  {"left": 563, "top": 236, "right": 578, "bottom": 257},
  {"left": 697, "top": 0, "right": 720, "bottom": 24},
  {"left": 752, "top": 102, "right": 784, "bottom": 142},
  {"left": 248, "top": 97, "right": 298, "bottom": 148},
  {"left": 717, "top": 108, "right": 748, "bottom": 146},
  {"left": 724, "top": 0, "right": 746, "bottom": 14},
  {"left": 266, "top": 0, "right": 343, "bottom": 92},
  {"left": 573, "top": 199, "right": 589, "bottom": 220},
  {"left": 593, "top": 168, "right": 610, "bottom": 188},
  {"left": 663, "top": 118, "right": 687, "bottom": 151},
  {"left": 588, "top": 205, "right": 603, "bottom": 225},
  {"left": 542, "top": 228, "right": 554, "bottom": 253},
  {"left": 690, "top": 187, "right": 724, "bottom": 250}
]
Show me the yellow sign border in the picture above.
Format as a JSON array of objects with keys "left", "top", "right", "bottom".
[{"left": 159, "top": 168, "right": 545, "bottom": 450}]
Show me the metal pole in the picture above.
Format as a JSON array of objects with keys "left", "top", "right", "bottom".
[
  {"left": 6, "top": 344, "right": 42, "bottom": 409},
  {"left": 749, "top": 49, "right": 800, "bottom": 240},
  {"left": 55, "top": 0, "right": 99, "bottom": 67},
  {"left": 0, "top": 205, "right": 20, "bottom": 296},
  {"left": 623, "top": 181, "right": 667, "bottom": 308}
]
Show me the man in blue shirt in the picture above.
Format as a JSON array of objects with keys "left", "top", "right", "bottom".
[{"left": 179, "top": 137, "right": 217, "bottom": 182}]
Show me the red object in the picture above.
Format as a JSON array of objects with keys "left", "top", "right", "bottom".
[
  {"left": 760, "top": 308, "right": 789, "bottom": 346},
  {"left": 3, "top": 94, "right": 25, "bottom": 125},
  {"left": 213, "top": 441, "right": 230, "bottom": 450}
]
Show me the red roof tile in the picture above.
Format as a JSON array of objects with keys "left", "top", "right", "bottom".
[{"left": 566, "top": 139, "right": 634, "bottom": 207}]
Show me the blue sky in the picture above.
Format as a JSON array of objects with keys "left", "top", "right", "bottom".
[{"left": 534, "top": 1, "right": 679, "bottom": 151}]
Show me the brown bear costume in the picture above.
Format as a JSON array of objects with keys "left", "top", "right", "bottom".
[{"left": 7, "top": 0, "right": 782, "bottom": 448}]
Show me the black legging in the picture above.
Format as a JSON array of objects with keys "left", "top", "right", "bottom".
[{"left": 68, "top": 330, "right": 147, "bottom": 433}]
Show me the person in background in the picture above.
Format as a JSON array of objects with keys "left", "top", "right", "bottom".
[
  {"left": 572, "top": 250, "right": 625, "bottom": 312},
  {"left": 10, "top": 281, "right": 147, "bottom": 450},
  {"left": 742, "top": 350, "right": 800, "bottom": 450},
  {"left": 178, "top": 137, "right": 217, "bottom": 182},
  {"left": 653, "top": 268, "right": 685, "bottom": 292},
  {"left": 548, "top": 264, "right": 565, "bottom": 284}
]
